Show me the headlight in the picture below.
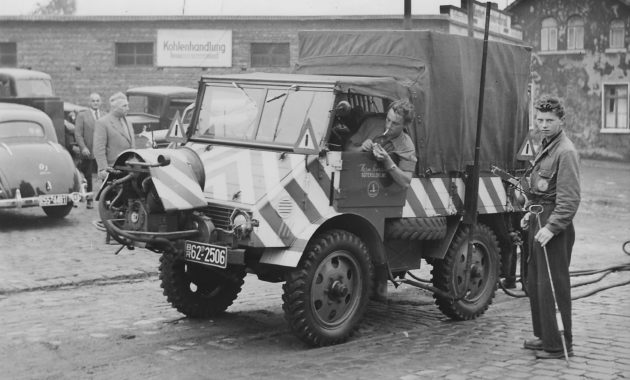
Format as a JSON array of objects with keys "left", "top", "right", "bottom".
[
  {"left": 229, "top": 209, "right": 258, "bottom": 239},
  {"left": 232, "top": 213, "right": 248, "bottom": 228}
]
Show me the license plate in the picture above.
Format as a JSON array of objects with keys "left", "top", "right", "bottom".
[
  {"left": 38, "top": 194, "right": 68, "bottom": 206},
  {"left": 184, "top": 240, "right": 227, "bottom": 269}
]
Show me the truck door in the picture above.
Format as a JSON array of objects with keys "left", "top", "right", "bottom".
[{"left": 335, "top": 151, "right": 407, "bottom": 208}]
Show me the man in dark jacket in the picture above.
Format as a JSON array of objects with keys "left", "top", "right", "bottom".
[{"left": 521, "top": 96, "right": 580, "bottom": 359}]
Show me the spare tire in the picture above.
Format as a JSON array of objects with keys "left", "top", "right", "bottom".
[{"left": 385, "top": 217, "right": 447, "bottom": 240}]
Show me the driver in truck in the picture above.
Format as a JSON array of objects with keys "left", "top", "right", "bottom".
[{"left": 345, "top": 98, "right": 417, "bottom": 188}]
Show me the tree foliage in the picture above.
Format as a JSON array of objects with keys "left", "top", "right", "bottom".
[{"left": 32, "top": 0, "right": 76, "bottom": 15}]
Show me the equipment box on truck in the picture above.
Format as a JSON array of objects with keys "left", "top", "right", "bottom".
[{"left": 97, "top": 30, "right": 531, "bottom": 346}]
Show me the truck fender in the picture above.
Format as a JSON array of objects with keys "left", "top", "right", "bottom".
[
  {"left": 422, "top": 216, "right": 462, "bottom": 260},
  {"left": 98, "top": 148, "right": 206, "bottom": 211}
]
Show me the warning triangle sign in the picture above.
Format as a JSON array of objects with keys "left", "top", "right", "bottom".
[
  {"left": 294, "top": 119, "right": 320, "bottom": 154},
  {"left": 517, "top": 135, "right": 537, "bottom": 161},
  {"left": 165, "top": 110, "right": 187, "bottom": 143}
]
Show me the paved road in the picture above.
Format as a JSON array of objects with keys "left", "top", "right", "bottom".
[{"left": 1, "top": 159, "right": 629, "bottom": 379}]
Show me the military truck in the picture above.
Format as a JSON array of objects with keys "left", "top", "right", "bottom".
[{"left": 97, "top": 30, "right": 531, "bottom": 347}]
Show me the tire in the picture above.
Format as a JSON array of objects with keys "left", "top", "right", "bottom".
[
  {"left": 385, "top": 217, "right": 447, "bottom": 240},
  {"left": 282, "top": 229, "right": 374, "bottom": 347},
  {"left": 159, "top": 251, "right": 245, "bottom": 318},
  {"left": 42, "top": 203, "right": 73, "bottom": 218},
  {"left": 431, "top": 223, "right": 500, "bottom": 320}
]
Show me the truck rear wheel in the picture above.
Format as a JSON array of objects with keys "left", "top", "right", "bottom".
[
  {"left": 159, "top": 252, "right": 245, "bottom": 318},
  {"left": 431, "top": 223, "right": 500, "bottom": 320},
  {"left": 282, "top": 230, "right": 373, "bottom": 347},
  {"left": 385, "top": 217, "right": 447, "bottom": 240}
]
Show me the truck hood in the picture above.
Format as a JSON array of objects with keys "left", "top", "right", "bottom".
[
  {"left": 0, "top": 141, "right": 79, "bottom": 198},
  {"left": 199, "top": 145, "right": 305, "bottom": 205}
]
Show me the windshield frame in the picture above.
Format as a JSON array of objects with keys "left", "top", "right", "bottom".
[{"left": 188, "top": 81, "right": 335, "bottom": 152}]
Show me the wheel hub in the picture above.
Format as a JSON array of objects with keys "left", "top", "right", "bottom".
[{"left": 329, "top": 280, "right": 348, "bottom": 299}]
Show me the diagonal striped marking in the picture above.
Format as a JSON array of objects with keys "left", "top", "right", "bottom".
[
  {"left": 406, "top": 179, "right": 427, "bottom": 217},
  {"left": 151, "top": 165, "right": 206, "bottom": 207},
  {"left": 478, "top": 178, "right": 498, "bottom": 214},
  {"left": 252, "top": 211, "right": 285, "bottom": 247},
  {"left": 487, "top": 177, "right": 507, "bottom": 212},
  {"left": 152, "top": 176, "right": 197, "bottom": 210},
  {"left": 432, "top": 178, "right": 452, "bottom": 213},
  {"left": 307, "top": 159, "right": 333, "bottom": 201},
  {"left": 259, "top": 201, "right": 295, "bottom": 246},
  {"left": 284, "top": 179, "right": 322, "bottom": 223}
]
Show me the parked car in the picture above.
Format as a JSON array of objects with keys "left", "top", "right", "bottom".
[
  {"left": 0, "top": 103, "right": 86, "bottom": 218},
  {"left": 0, "top": 68, "right": 66, "bottom": 149},
  {"left": 126, "top": 86, "right": 197, "bottom": 148}
]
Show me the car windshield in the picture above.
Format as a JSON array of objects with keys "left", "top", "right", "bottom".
[
  {"left": 14, "top": 79, "right": 54, "bottom": 97},
  {"left": 192, "top": 83, "right": 333, "bottom": 146},
  {"left": 128, "top": 94, "right": 163, "bottom": 116},
  {"left": 167, "top": 100, "right": 194, "bottom": 122},
  {"left": 0, "top": 121, "right": 45, "bottom": 138}
]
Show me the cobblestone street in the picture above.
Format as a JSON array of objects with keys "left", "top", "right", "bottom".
[{"left": 1, "top": 159, "right": 629, "bottom": 379}]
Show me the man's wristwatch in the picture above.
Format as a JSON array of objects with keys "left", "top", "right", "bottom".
[{"left": 386, "top": 163, "right": 397, "bottom": 171}]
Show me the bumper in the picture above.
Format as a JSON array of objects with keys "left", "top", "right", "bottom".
[{"left": 0, "top": 189, "right": 92, "bottom": 209}]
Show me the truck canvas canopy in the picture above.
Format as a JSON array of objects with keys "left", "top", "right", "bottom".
[{"left": 296, "top": 30, "right": 532, "bottom": 174}]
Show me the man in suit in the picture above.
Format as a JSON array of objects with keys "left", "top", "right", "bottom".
[
  {"left": 74, "top": 92, "right": 101, "bottom": 209},
  {"left": 93, "top": 92, "right": 135, "bottom": 183}
]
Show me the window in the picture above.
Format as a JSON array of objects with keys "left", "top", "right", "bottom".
[
  {"left": 603, "top": 84, "right": 629, "bottom": 131},
  {"left": 541, "top": 18, "right": 558, "bottom": 51},
  {"left": 610, "top": 20, "right": 625, "bottom": 49},
  {"left": 115, "top": 43, "right": 153, "bottom": 66},
  {"left": 567, "top": 16, "right": 585, "bottom": 50},
  {"left": 250, "top": 43, "right": 290, "bottom": 67},
  {"left": 0, "top": 121, "right": 45, "bottom": 139},
  {"left": 0, "top": 42, "right": 17, "bottom": 67}
]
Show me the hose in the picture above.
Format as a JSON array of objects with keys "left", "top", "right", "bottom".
[{"left": 498, "top": 254, "right": 630, "bottom": 301}]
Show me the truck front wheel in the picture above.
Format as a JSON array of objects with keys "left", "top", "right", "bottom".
[
  {"left": 282, "top": 230, "right": 374, "bottom": 347},
  {"left": 431, "top": 223, "right": 500, "bottom": 320},
  {"left": 159, "top": 252, "right": 245, "bottom": 318}
]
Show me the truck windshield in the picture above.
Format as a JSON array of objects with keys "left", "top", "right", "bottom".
[{"left": 192, "top": 83, "right": 333, "bottom": 146}]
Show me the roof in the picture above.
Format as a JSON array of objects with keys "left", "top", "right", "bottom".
[
  {"left": 0, "top": 102, "right": 53, "bottom": 126},
  {"left": 0, "top": 14, "right": 447, "bottom": 23},
  {"left": 0, "top": 68, "right": 51, "bottom": 80},
  {"left": 506, "top": 0, "right": 630, "bottom": 12},
  {"left": 126, "top": 86, "right": 197, "bottom": 98}
]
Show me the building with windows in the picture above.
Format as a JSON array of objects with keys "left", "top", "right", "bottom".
[
  {"left": 507, "top": 0, "right": 630, "bottom": 160},
  {"left": 0, "top": 3, "right": 523, "bottom": 108}
]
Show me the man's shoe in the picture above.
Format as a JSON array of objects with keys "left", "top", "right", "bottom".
[
  {"left": 536, "top": 349, "right": 574, "bottom": 359},
  {"left": 523, "top": 338, "right": 544, "bottom": 350},
  {"left": 86, "top": 199, "right": 93, "bottom": 209}
]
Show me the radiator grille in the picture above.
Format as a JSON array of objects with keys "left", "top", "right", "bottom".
[{"left": 201, "top": 204, "right": 252, "bottom": 230}]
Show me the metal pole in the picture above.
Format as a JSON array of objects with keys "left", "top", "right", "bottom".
[
  {"left": 461, "top": 2, "right": 492, "bottom": 298},
  {"left": 403, "top": 0, "right": 412, "bottom": 30},
  {"left": 467, "top": 0, "right": 475, "bottom": 37}
]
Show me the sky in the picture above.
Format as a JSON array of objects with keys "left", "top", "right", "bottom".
[{"left": 0, "top": 0, "right": 512, "bottom": 16}]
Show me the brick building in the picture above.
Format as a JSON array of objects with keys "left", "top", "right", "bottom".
[
  {"left": 0, "top": 5, "right": 522, "bottom": 106},
  {"left": 507, "top": 0, "right": 630, "bottom": 160}
]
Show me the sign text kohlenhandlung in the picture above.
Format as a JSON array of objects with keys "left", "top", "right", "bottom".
[{"left": 157, "top": 29, "right": 232, "bottom": 68}]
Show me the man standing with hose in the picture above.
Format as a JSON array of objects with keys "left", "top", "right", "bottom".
[{"left": 521, "top": 96, "right": 581, "bottom": 360}]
